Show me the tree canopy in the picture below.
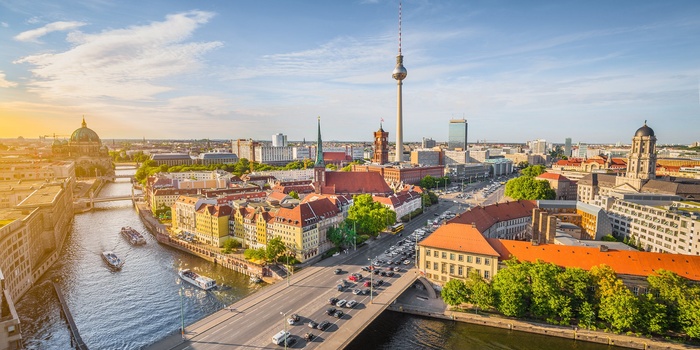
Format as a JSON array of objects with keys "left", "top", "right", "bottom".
[
  {"left": 347, "top": 194, "right": 396, "bottom": 236},
  {"left": 504, "top": 176, "right": 556, "bottom": 200}
]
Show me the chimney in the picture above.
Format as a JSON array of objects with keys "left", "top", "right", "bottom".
[
  {"left": 545, "top": 215, "right": 557, "bottom": 244},
  {"left": 600, "top": 245, "right": 609, "bottom": 252},
  {"left": 538, "top": 211, "right": 549, "bottom": 244},
  {"left": 531, "top": 208, "right": 542, "bottom": 242}
]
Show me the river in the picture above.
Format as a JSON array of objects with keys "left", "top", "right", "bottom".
[{"left": 16, "top": 167, "right": 619, "bottom": 350}]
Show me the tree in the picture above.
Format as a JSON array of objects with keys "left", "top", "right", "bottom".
[
  {"left": 326, "top": 164, "right": 338, "bottom": 171},
  {"left": 288, "top": 191, "right": 300, "bottom": 199},
  {"left": 222, "top": 239, "right": 241, "bottom": 254},
  {"left": 504, "top": 176, "right": 556, "bottom": 200},
  {"left": 529, "top": 261, "right": 562, "bottom": 321},
  {"left": 327, "top": 221, "right": 356, "bottom": 248},
  {"left": 492, "top": 259, "right": 532, "bottom": 317},
  {"left": 340, "top": 164, "right": 353, "bottom": 172},
  {"left": 244, "top": 248, "right": 266, "bottom": 261},
  {"left": 557, "top": 267, "right": 594, "bottom": 321},
  {"left": 591, "top": 265, "right": 639, "bottom": 332},
  {"left": 465, "top": 271, "right": 495, "bottom": 313},
  {"left": 347, "top": 194, "right": 396, "bottom": 236},
  {"left": 521, "top": 165, "right": 546, "bottom": 177},
  {"left": 637, "top": 293, "right": 668, "bottom": 335},
  {"left": 265, "top": 236, "right": 286, "bottom": 262},
  {"left": 441, "top": 279, "right": 468, "bottom": 306}
]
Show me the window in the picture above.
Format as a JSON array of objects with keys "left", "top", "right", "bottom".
[
  {"left": 425, "top": 261, "right": 430, "bottom": 269},
  {"left": 458, "top": 255, "right": 464, "bottom": 262},
  {"left": 433, "top": 251, "right": 438, "bottom": 258},
  {"left": 484, "top": 258, "right": 490, "bottom": 265},
  {"left": 433, "top": 262, "right": 438, "bottom": 270},
  {"left": 467, "top": 256, "right": 473, "bottom": 263},
  {"left": 425, "top": 249, "right": 431, "bottom": 256},
  {"left": 449, "top": 264, "right": 455, "bottom": 275},
  {"left": 476, "top": 257, "right": 482, "bottom": 264},
  {"left": 476, "top": 269, "right": 481, "bottom": 277},
  {"left": 449, "top": 253, "right": 455, "bottom": 260},
  {"left": 442, "top": 252, "right": 447, "bottom": 259},
  {"left": 458, "top": 266, "right": 463, "bottom": 276},
  {"left": 484, "top": 271, "right": 490, "bottom": 279}
]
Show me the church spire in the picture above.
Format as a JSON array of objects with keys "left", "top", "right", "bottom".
[
  {"left": 315, "top": 116, "right": 325, "bottom": 167},
  {"left": 82, "top": 115, "right": 87, "bottom": 128}
]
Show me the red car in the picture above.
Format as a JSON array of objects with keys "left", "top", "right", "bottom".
[{"left": 363, "top": 280, "right": 372, "bottom": 287}]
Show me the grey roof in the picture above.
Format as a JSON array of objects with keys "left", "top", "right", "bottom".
[
  {"left": 200, "top": 153, "right": 238, "bottom": 160},
  {"left": 151, "top": 153, "right": 193, "bottom": 160}
]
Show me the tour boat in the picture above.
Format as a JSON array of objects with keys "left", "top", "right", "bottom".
[
  {"left": 120, "top": 226, "right": 146, "bottom": 245},
  {"left": 102, "top": 251, "right": 124, "bottom": 270},
  {"left": 179, "top": 269, "right": 217, "bottom": 290}
]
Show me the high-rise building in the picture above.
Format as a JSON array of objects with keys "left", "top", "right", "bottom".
[
  {"left": 564, "top": 138, "right": 572, "bottom": 157},
  {"left": 272, "top": 133, "right": 287, "bottom": 147},
  {"left": 531, "top": 139, "right": 547, "bottom": 155},
  {"left": 392, "top": 3, "right": 407, "bottom": 162},
  {"left": 448, "top": 119, "right": 468, "bottom": 150},
  {"left": 577, "top": 143, "right": 588, "bottom": 159},
  {"left": 422, "top": 137, "right": 436, "bottom": 149}
]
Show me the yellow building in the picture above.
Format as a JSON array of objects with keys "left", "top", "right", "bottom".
[
  {"left": 272, "top": 198, "right": 341, "bottom": 262},
  {"left": 194, "top": 204, "right": 232, "bottom": 247},
  {"left": 418, "top": 224, "right": 499, "bottom": 284}
]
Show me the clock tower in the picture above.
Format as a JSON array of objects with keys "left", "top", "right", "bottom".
[{"left": 372, "top": 123, "right": 389, "bottom": 165}]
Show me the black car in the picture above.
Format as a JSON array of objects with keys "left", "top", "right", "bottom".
[
  {"left": 328, "top": 297, "right": 339, "bottom": 305},
  {"left": 334, "top": 268, "right": 342, "bottom": 274},
  {"left": 377, "top": 279, "right": 385, "bottom": 286},
  {"left": 387, "top": 271, "right": 395, "bottom": 277},
  {"left": 337, "top": 284, "right": 344, "bottom": 291},
  {"left": 362, "top": 288, "right": 370, "bottom": 295},
  {"left": 326, "top": 307, "right": 337, "bottom": 315},
  {"left": 380, "top": 271, "right": 387, "bottom": 277},
  {"left": 283, "top": 336, "right": 297, "bottom": 347},
  {"left": 334, "top": 310, "right": 344, "bottom": 318},
  {"left": 308, "top": 320, "right": 318, "bottom": 329},
  {"left": 373, "top": 270, "right": 380, "bottom": 275},
  {"left": 318, "top": 321, "right": 331, "bottom": 331}
]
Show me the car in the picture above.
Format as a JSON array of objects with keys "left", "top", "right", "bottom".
[
  {"left": 282, "top": 336, "right": 297, "bottom": 347},
  {"left": 373, "top": 269, "right": 380, "bottom": 275},
  {"left": 328, "top": 297, "right": 339, "bottom": 305},
  {"left": 363, "top": 280, "right": 371, "bottom": 287},
  {"left": 362, "top": 288, "right": 370, "bottom": 295},
  {"left": 287, "top": 313, "right": 300, "bottom": 325},
  {"left": 336, "top": 299, "right": 347, "bottom": 307},
  {"left": 380, "top": 271, "right": 387, "bottom": 276},
  {"left": 326, "top": 307, "right": 337, "bottom": 315},
  {"left": 387, "top": 271, "right": 395, "bottom": 277},
  {"left": 346, "top": 300, "right": 358, "bottom": 308},
  {"left": 393, "top": 267, "right": 400, "bottom": 272},
  {"left": 376, "top": 279, "right": 384, "bottom": 286},
  {"left": 352, "top": 288, "right": 362, "bottom": 295},
  {"left": 318, "top": 321, "right": 331, "bottom": 331},
  {"left": 403, "top": 260, "right": 412, "bottom": 265},
  {"left": 334, "top": 268, "right": 342, "bottom": 274},
  {"left": 308, "top": 320, "right": 318, "bottom": 329},
  {"left": 303, "top": 332, "right": 315, "bottom": 341},
  {"left": 337, "top": 284, "right": 344, "bottom": 291},
  {"left": 434, "top": 213, "right": 439, "bottom": 216},
  {"left": 334, "top": 310, "right": 344, "bottom": 318}
]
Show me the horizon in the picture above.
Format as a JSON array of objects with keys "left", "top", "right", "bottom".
[{"left": 1, "top": 1, "right": 699, "bottom": 144}]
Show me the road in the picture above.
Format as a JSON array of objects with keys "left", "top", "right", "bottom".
[{"left": 158, "top": 201, "right": 453, "bottom": 350}]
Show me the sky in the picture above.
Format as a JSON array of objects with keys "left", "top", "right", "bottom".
[{"left": 0, "top": 0, "right": 699, "bottom": 145}]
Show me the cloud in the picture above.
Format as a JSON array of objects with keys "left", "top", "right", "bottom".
[
  {"left": 1, "top": 22, "right": 8, "bottom": 28},
  {"left": 0, "top": 71, "right": 17, "bottom": 88},
  {"left": 14, "top": 11, "right": 222, "bottom": 101},
  {"left": 14, "top": 21, "right": 87, "bottom": 42}
]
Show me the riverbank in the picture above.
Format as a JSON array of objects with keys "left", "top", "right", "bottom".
[{"left": 389, "top": 285, "right": 698, "bottom": 350}]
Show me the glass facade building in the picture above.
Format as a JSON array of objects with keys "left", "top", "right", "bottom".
[{"left": 448, "top": 119, "right": 468, "bottom": 150}]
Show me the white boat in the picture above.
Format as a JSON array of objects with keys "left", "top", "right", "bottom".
[
  {"left": 250, "top": 275, "right": 262, "bottom": 283},
  {"left": 102, "top": 251, "right": 124, "bottom": 270},
  {"left": 179, "top": 269, "right": 217, "bottom": 290},
  {"left": 120, "top": 226, "right": 146, "bottom": 245}
]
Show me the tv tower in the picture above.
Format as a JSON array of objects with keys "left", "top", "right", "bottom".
[{"left": 392, "top": 1, "right": 407, "bottom": 163}]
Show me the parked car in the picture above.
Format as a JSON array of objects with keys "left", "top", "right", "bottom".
[
  {"left": 326, "top": 307, "right": 337, "bottom": 315},
  {"left": 308, "top": 320, "right": 318, "bottom": 329},
  {"left": 387, "top": 271, "right": 395, "bottom": 277},
  {"left": 376, "top": 279, "right": 384, "bottom": 286},
  {"left": 362, "top": 288, "right": 370, "bottom": 295},
  {"left": 328, "top": 297, "right": 339, "bottom": 305},
  {"left": 352, "top": 289, "right": 362, "bottom": 295},
  {"left": 334, "top": 268, "right": 343, "bottom": 274},
  {"left": 318, "top": 321, "right": 331, "bottom": 331},
  {"left": 334, "top": 310, "right": 344, "bottom": 318},
  {"left": 282, "top": 336, "right": 297, "bottom": 347},
  {"left": 336, "top": 299, "right": 347, "bottom": 307},
  {"left": 287, "top": 313, "right": 300, "bottom": 325},
  {"left": 346, "top": 300, "right": 358, "bottom": 308}
]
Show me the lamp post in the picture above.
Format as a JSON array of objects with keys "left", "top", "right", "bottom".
[
  {"left": 286, "top": 253, "right": 290, "bottom": 287},
  {"left": 280, "top": 311, "right": 288, "bottom": 350},
  {"left": 369, "top": 257, "right": 374, "bottom": 303},
  {"left": 179, "top": 288, "right": 185, "bottom": 340}
]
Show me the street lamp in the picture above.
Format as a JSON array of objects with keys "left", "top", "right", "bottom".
[
  {"left": 179, "top": 288, "right": 185, "bottom": 340},
  {"left": 286, "top": 253, "right": 290, "bottom": 287},
  {"left": 367, "top": 257, "right": 373, "bottom": 304},
  {"left": 280, "top": 311, "right": 288, "bottom": 350}
]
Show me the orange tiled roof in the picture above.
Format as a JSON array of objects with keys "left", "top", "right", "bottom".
[
  {"left": 275, "top": 198, "right": 339, "bottom": 227},
  {"left": 419, "top": 223, "right": 500, "bottom": 257},
  {"left": 448, "top": 200, "right": 537, "bottom": 233},
  {"left": 487, "top": 239, "right": 700, "bottom": 282},
  {"left": 537, "top": 173, "right": 571, "bottom": 181}
]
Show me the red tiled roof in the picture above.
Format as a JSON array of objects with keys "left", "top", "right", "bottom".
[
  {"left": 196, "top": 204, "right": 232, "bottom": 217},
  {"left": 275, "top": 198, "right": 340, "bottom": 227},
  {"left": 487, "top": 239, "right": 700, "bottom": 282},
  {"left": 419, "top": 223, "right": 500, "bottom": 257},
  {"left": 447, "top": 200, "right": 537, "bottom": 233},
  {"left": 301, "top": 193, "right": 352, "bottom": 207},
  {"left": 323, "top": 172, "right": 393, "bottom": 195},
  {"left": 537, "top": 173, "right": 571, "bottom": 182},
  {"left": 323, "top": 152, "right": 348, "bottom": 162}
]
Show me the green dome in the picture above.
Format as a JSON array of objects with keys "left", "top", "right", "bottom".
[{"left": 70, "top": 118, "right": 102, "bottom": 144}]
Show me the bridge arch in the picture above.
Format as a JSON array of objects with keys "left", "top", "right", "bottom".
[{"left": 416, "top": 276, "right": 437, "bottom": 299}]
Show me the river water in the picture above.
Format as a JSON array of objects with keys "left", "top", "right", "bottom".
[{"left": 17, "top": 167, "right": 619, "bottom": 350}]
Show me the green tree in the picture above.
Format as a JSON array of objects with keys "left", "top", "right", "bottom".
[
  {"left": 557, "top": 267, "right": 594, "bottom": 320},
  {"left": 637, "top": 293, "right": 668, "bottom": 335},
  {"left": 288, "top": 191, "right": 300, "bottom": 199},
  {"left": 492, "top": 259, "right": 532, "bottom": 317},
  {"left": 578, "top": 301, "right": 597, "bottom": 329},
  {"left": 465, "top": 271, "right": 495, "bottom": 313},
  {"left": 340, "top": 164, "right": 353, "bottom": 172},
  {"left": 221, "top": 239, "right": 241, "bottom": 254},
  {"left": 265, "top": 236, "right": 286, "bottom": 262},
  {"left": 326, "top": 164, "right": 338, "bottom": 171},
  {"left": 591, "top": 265, "right": 639, "bottom": 333},
  {"left": 419, "top": 175, "right": 437, "bottom": 189},
  {"left": 347, "top": 194, "right": 396, "bottom": 236},
  {"left": 441, "top": 279, "right": 469, "bottom": 306},
  {"left": 504, "top": 176, "right": 556, "bottom": 200},
  {"left": 244, "top": 248, "right": 266, "bottom": 261},
  {"left": 521, "top": 165, "right": 546, "bottom": 177},
  {"left": 529, "top": 261, "right": 562, "bottom": 321}
]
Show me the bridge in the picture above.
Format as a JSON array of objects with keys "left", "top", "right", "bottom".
[
  {"left": 91, "top": 195, "right": 141, "bottom": 203},
  {"left": 146, "top": 201, "right": 455, "bottom": 350},
  {"left": 52, "top": 282, "right": 89, "bottom": 350}
]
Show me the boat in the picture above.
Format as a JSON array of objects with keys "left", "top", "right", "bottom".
[
  {"left": 250, "top": 275, "right": 262, "bottom": 283},
  {"left": 179, "top": 269, "right": 217, "bottom": 290},
  {"left": 102, "top": 251, "right": 124, "bottom": 270},
  {"left": 120, "top": 226, "right": 146, "bottom": 245}
]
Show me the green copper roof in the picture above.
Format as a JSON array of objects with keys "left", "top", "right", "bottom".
[
  {"left": 315, "top": 117, "right": 324, "bottom": 167},
  {"left": 70, "top": 117, "right": 101, "bottom": 144}
]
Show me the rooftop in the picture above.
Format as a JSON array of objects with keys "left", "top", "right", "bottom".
[
  {"left": 16, "top": 185, "right": 63, "bottom": 207},
  {"left": 419, "top": 223, "right": 500, "bottom": 257}
]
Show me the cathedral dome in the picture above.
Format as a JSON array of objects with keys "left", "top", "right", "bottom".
[
  {"left": 634, "top": 122, "right": 655, "bottom": 137},
  {"left": 70, "top": 118, "right": 102, "bottom": 144}
]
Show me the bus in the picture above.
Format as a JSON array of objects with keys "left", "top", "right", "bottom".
[{"left": 390, "top": 223, "right": 404, "bottom": 234}]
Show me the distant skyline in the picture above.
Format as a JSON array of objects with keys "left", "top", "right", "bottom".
[{"left": 1, "top": 0, "right": 699, "bottom": 144}]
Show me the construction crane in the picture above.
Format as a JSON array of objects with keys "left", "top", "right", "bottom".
[{"left": 40, "top": 133, "right": 70, "bottom": 142}]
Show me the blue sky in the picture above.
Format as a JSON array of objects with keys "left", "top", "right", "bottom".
[{"left": 0, "top": 0, "right": 698, "bottom": 145}]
